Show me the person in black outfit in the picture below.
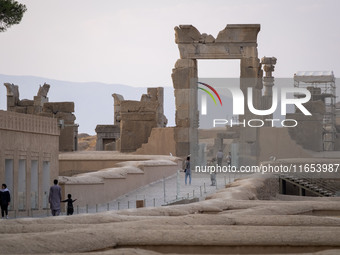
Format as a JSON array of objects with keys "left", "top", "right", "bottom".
[
  {"left": 61, "top": 194, "right": 77, "bottom": 215},
  {"left": 0, "top": 184, "right": 11, "bottom": 219}
]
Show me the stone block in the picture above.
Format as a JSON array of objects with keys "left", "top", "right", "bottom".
[
  {"left": 6, "top": 96, "right": 16, "bottom": 107},
  {"left": 95, "top": 125, "right": 120, "bottom": 133},
  {"left": 200, "top": 33, "right": 215, "bottom": 43},
  {"left": 175, "top": 109, "right": 190, "bottom": 121},
  {"left": 175, "top": 142, "right": 190, "bottom": 157},
  {"left": 175, "top": 25, "right": 201, "bottom": 44},
  {"left": 119, "top": 120, "right": 156, "bottom": 152},
  {"left": 14, "top": 106, "right": 27, "bottom": 114},
  {"left": 55, "top": 112, "right": 76, "bottom": 124},
  {"left": 215, "top": 24, "right": 260, "bottom": 43},
  {"left": 174, "top": 89, "right": 192, "bottom": 109},
  {"left": 43, "top": 102, "right": 74, "bottom": 113},
  {"left": 34, "top": 106, "right": 42, "bottom": 114},
  {"left": 174, "top": 59, "right": 197, "bottom": 69},
  {"left": 18, "top": 99, "right": 34, "bottom": 107},
  {"left": 287, "top": 113, "right": 323, "bottom": 151},
  {"left": 38, "top": 112, "right": 53, "bottom": 118},
  {"left": 172, "top": 66, "right": 197, "bottom": 90},
  {"left": 174, "top": 127, "right": 190, "bottom": 142},
  {"left": 34, "top": 96, "right": 48, "bottom": 106},
  {"left": 27, "top": 106, "right": 35, "bottom": 114},
  {"left": 59, "top": 125, "right": 78, "bottom": 152},
  {"left": 120, "top": 101, "right": 158, "bottom": 113},
  {"left": 121, "top": 112, "right": 156, "bottom": 121},
  {"left": 175, "top": 116, "right": 190, "bottom": 128}
]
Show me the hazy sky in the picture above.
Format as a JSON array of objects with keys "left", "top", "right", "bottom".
[{"left": 1, "top": 0, "right": 339, "bottom": 87}]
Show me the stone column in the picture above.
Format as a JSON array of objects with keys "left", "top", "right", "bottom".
[
  {"left": 238, "top": 56, "right": 263, "bottom": 166},
  {"left": 261, "top": 57, "right": 277, "bottom": 126},
  {"left": 171, "top": 59, "right": 198, "bottom": 157}
]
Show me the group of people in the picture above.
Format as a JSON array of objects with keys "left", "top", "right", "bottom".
[
  {"left": 183, "top": 151, "right": 232, "bottom": 186},
  {"left": 49, "top": 179, "right": 77, "bottom": 216},
  {"left": 0, "top": 179, "right": 77, "bottom": 219}
]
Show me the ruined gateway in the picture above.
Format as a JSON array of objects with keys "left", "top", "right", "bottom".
[{"left": 1, "top": 24, "right": 340, "bottom": 255}]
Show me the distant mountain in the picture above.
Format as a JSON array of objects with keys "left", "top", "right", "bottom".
[{"left": 0, "top": 74, "right": 175, "bottom": 134}]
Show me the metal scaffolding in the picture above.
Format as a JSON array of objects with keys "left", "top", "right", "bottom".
[{"left": 294, "top": 71, "right": 336, "bottom": 151}]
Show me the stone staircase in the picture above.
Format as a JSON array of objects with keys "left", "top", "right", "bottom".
[{"left": 279, "top": 173, "right": 338, "bottom": 197}]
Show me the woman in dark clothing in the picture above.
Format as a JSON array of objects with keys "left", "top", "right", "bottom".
[
  {"left": 0, "top": 184, "right": 11, "bottom": 219},
  {"left": 61, "top": 194, "right": 77, "bottom": 215}
]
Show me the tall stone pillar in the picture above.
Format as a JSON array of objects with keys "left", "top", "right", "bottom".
[
  {"left": 240, "top": 57, "right": 262, "bottom": 120},
  {"left": 239, "top": 56, "right": 262, "bottom": 166},
  {"left": 171, "top": 59, "right": 198, "bottom": 157},
  {"left": 261, "top": 57, "right": 277, "bottom": 126}
]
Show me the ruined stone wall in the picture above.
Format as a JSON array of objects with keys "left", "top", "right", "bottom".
[
  {"left": 4, "top": 83, "right": 78, "bottom": 152},
  {"left": 258, "top": 127, "right": 312, "bottom": 162},
  {"left": 287, "top": 97, "right": 325, "bottom": 152},
  {"left": 0, "top": 110, "right": 59, "bottom": 212},
  {"left": 116, "top": 87, "right": 167, "bottom": 153},
  {"left": 135, "top": 127, "right": 177, "bottom": 155}
]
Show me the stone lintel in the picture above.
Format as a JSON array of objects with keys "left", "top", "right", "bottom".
[
  {"left": 175, "top": 24, "right": 260, "bottom": 44},
  {"left": 95, "top": 125, "right": 120, "bottom": 133},
  {"left": 178, "top": 42, "right": 257, "bottom": 59}
]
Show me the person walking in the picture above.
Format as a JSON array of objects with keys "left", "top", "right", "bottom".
[
  {"left": 49, "top": 179, "right": 62, "bottom": 216},
  {"left": 209, "top": 159, "right": 217, "bottom": 186},
  {"left": 0, "top": 184, "right": 10, "bottom": 219},
  {"left": 61, "top": 194, "right": 77, "bottom": 216},
  {"left": 184, "top": 156, "right": 191, "bottom": 185},
  {"left": 216, "top": 150, "right": 224, "bottom": 166},
  {"left": 226, "top": 152, "right": 232, "bottom": 166}
]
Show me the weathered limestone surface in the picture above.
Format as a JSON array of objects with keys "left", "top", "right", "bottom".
[
  {"left": 175, "top": 24, "right": 260, "bottom": 59},
  {"left": 0, "top": 110, "right": 59, "bottom": 215},
  {"left": 135, "top": 127, "right": 177, "bottom": 155},
  {"left": 95, "top": 125, "right": 120, "bottom": 151},
  {"left": 3, "top": 83, "right": 78, "bottom": 152},
  {"left": 172, "top": 24, "right": 269, "bottom": 165},
  {"left": 287, "top": 113, "right": 324, "bottom": 151},
  {"left": 1, "top": 174, "right": 340, "bottom": 254},
  {"left": 59, "top": 157, "right": 180, "bottom": 206},
  {"left": 116, "top": 87, "right": 168, "bottom": 153}
]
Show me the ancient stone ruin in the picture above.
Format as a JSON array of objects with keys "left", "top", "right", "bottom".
[
  {"left": 4, "top": 83, "right": 78, "bottom": 151},
  {"left": 171, "top": 24, "right": 277, "bottom": 165},
  {"left": 96, "top": 87, "right": 167, "bottom": 152}
]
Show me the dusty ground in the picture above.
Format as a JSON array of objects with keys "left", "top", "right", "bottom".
[{"left": 1, "top": 174, "right": 340, "bottom": 254}]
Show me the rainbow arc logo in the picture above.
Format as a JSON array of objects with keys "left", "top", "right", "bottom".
[{"left": 198, "top": 82, "right": 222, "bottom": 115}]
